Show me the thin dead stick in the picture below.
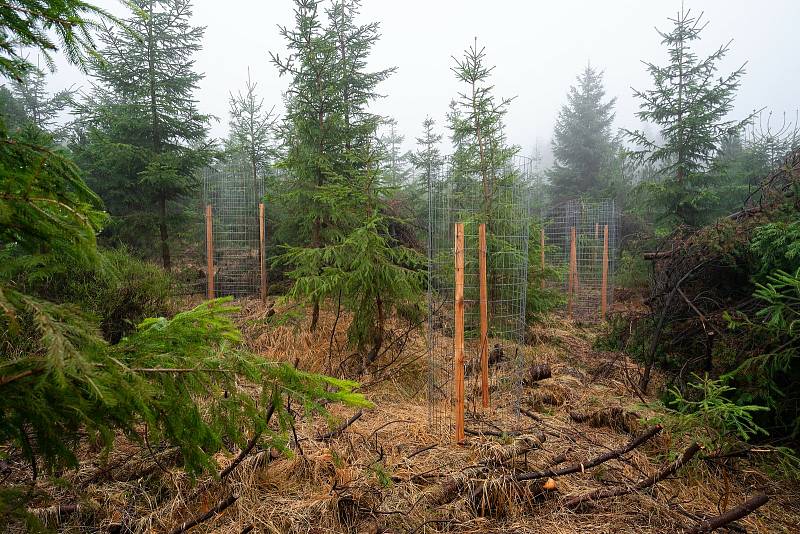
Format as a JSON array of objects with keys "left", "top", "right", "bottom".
[
  {"left": 683, "top": 493, "right": 769, "bottom": 533},
  {"left": 565, "top": 442, "right": 702, "bottom": 508},
  {"left": 318, "top": 410, "right": 363, "bottom": 441},
  {"left": 406, "top": 444, "right": 437, "bottom": 460},
  {"left": 514, "top": 425, "right": 662, "bottom": 481},
  {"left": 168, "top": 493, "right": 238, "bottom": 534},
  {"left": 219, "top": 401, "right": 276, "bottom": 480}
]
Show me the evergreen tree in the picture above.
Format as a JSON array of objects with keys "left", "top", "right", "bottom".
[
  {"left": 410, "top": 115, "right": 443, "bottom": 185},
  {"left": 379, "top": 117, "right": 409, "bottom": 188},
  {"left": 273, "top": 0, "right": 423, "bottom": 364},
  {"left": 226, "top": 68, "right": 276, "bottom": 181},
  {"left": 448, "top": 38, "right": 517, "bottom": 205},
  {"left": 625, "top": 7, "right": 749, "bottom": 227},
  {"left": 408, "top": 115, "right": 443, "bottom": 238},
  {"left": 548, "top": 64, "right": 617, "bottom": 202},
  {"left": 8, "top": 66, "right": 74, "bottom": 138},
  {"left": 73, "top": 0, "right": 212, "bottom": 269}
]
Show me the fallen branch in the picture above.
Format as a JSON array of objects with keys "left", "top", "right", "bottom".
[
  {"left": 514, "top": 425, "right": 662, "bottom": 481},
  {"left": 318, "top": 410, "right": 363, "bottom": 441},
  {"left": 564, "top": 442, "right": 702, "bottom": 509},
  {"left": 168, "top": 493, "right": 239, "bottom": 534},
  {"left": 684, "top": 494, "right": 769, "bottom": 533}
]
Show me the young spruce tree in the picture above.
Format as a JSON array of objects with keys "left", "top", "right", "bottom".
[
  {"left": 625, "top": 7, "right": 749, "bottom": 228},
  {"left": 227, "top": 68, "right": 276, "bottom": 182}
]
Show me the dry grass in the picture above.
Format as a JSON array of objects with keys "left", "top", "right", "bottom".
[{"left": 9, "top": 298, "right": 800, "bottom": 533}]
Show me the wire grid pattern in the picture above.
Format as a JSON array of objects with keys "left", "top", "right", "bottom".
[
  {"left": 427, "top": 155, "right": 531, "bottom": 438},
  {"left": 543, "top": 199, "right": 618, "bottom": 320},
  {"left": 201, "top": 157, "right": 263, "bottom": 297}
]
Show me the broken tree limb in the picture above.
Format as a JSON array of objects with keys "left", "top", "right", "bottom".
[
  {"left": 514, "top": 425, "right": 662, "bottom": 481},
  {"left": 683, "top": 493, "right": 769, "bottom": 533},
  {"left": 564, "top": 442, "right": 702, "bottom": 509},
  {"left": 168, "top": 493, "right": 238, "bottom": 534},
  {"left": 318, "top": 410, "right": 363, "bottom": 441}
]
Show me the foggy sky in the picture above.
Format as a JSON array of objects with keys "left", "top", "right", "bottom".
[{"left": 46, "top": 0, "right": 800, "bottom": 160}]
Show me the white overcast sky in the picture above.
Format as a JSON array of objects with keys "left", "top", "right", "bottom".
[{"left": 46, "top": 0, "right": 800, "bottom": 159}]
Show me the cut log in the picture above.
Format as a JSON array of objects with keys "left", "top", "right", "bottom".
[{"left": 526, "top": 363, "right": 552, "bottom": 384}]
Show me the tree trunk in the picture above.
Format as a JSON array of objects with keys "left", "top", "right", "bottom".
[
  {"left": 367, "top": 295, "right": 384, "bottom": 365},
  {"left": 159, "top": 195, "right": 171, "bottom": 271}
]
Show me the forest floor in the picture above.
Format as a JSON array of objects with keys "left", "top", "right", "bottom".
[{"left": 14, "top": 296, "right": 800, "bottom": 533}]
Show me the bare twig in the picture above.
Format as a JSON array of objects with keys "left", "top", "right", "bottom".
[
  {"left": 514, "top": 425, "right": 662, "bottom": 481},
  {"left": 168, "top": 493, "right": 238, "bottom": 534},
  {"left": 318, "top": 410, "right": 363, "bottom": 441}
]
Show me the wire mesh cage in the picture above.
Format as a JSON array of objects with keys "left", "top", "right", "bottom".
[
  {"left": 542, "top": 199, "right": 619, "bottom": 321},
  {"left": 427, "top": 155, "right": 531, "bottom": 439},
  {"left": 201, "top": 157, "right": 264, "bottom": 298}
]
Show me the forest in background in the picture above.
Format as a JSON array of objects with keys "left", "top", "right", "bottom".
[{"left": 1, "top": 0, "right": 800, "bottom": 532}]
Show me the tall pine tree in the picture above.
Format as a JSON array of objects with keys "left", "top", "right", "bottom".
[
  {"left": 73, "top": 0, "right": 211, "bottom": 268},
  {"left": 548, "top": 64, "right": 617, "bottom": 203},
  {"left": 625, "top": 7, "right": 748, "bottom": 227}
]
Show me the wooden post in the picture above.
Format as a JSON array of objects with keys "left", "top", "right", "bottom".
[
  {"left": 259, "top": 202, "right": 267, "bottom": 302},
  {"left": 205, "top": 204, "right": 214, "bottom": 300},
  {"left": 567, "top": 226, "right": 576, "bottom": 318},
  {"left": 540, "top": 228, "right": 546, "bottom": 289},
  {"left": 454, "top": 222, "right": 465, "bottom": 442},
  {"left": 478, "top": 223, "right": 489, "bottom": 409},
  {"left": 601, "top": 224, "right": 609, "bottom": 319}
]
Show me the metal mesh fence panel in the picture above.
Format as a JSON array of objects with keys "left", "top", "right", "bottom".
[
  {"left": 542, "top": 199, "right": 619, "bottom": 321},
  {"left": 427, "top": 155, "right": 531, "bottom": 439},
  {"left": 201, "top": 157, "right": 263, "bottom": 297}
]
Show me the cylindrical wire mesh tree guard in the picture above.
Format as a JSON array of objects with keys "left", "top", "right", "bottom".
[
  {"left": 201, "top": 157, "right": 264, "bottom": 297},
  {"left": 427, "top": 155, "right": 531, "bottom": 439},
  {"left": 543, "top": 199, "right": 619, "bottom": 320}
]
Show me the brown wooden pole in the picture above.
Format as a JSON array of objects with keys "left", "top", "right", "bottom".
[
  {"left": 539, "top": 227, "right": 545, "bottom": 289},
  {"left": 259, "top": 202, "right": 267, "bottom": 302},
  {"left": 478, "top": 223, "right": 489, "bottom": 409},
  {"left": 601, "top": 224, "right": 609, "bottom": 319},
  {"left": 205, "top": 204, "right": 214, "bottom": 300},
  {"left": 454, "top": 222, "right": 465, "bottom": 442},
  {"left": 567, "top": 226, "right": 576, "bottom": 318}
]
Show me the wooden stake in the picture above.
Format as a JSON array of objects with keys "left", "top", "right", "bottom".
[
  {"left": 567, "top": 226, "right": 576, "bottom": 318},
  {"left": 259, "top": 202, "right": 267, "bottom": 302},
  {"left": 205, "top": 204, "right": 214, "bottom": 300},
  {"left": 454, "top": 223, "right": 465, "bottom": 442},
  {"left": 601, "top": 224, "right": 609, "bottom": 319},
  {"left": 478, "top": 223, "right": 489, "bottom": 409},
  {"left": 539, "top": 228, "right": 545, "bottom": 289}
]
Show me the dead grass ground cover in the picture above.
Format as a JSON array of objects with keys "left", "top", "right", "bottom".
[{"left": 6, "top": 298, "right": 800, "bottom": 533}]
